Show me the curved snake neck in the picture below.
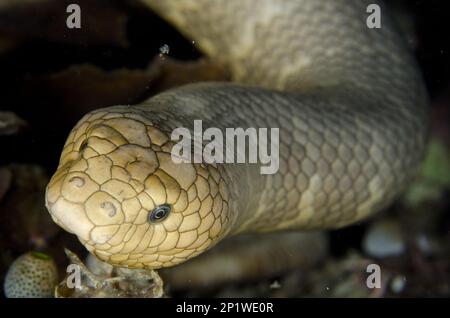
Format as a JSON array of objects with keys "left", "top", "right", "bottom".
[{"left": 45, "top": 0, "right": 429, "bottom": 269}]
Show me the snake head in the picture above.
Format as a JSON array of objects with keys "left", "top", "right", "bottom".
[{"left": 45, "top": 108, "right": 233, "bottom": 269}]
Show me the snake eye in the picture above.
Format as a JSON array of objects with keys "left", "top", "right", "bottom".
[{"left": 148, "top": 204, "right": 171, "bottom": 223}]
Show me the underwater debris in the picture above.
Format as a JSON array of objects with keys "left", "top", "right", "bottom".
[
  {"left": 0, "top": 111, "right": 26, "bottom": 136},
  {"left": 159, "top": 44, "right": 170, "bottom": 57}
]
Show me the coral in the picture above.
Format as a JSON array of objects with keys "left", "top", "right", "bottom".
[{"left": 4, "top": 251, "right": 58, "bottom": 298}]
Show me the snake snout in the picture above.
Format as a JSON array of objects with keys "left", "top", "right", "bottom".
[{"left": 45, "top": 178, "right": 95, "bottom": 242}]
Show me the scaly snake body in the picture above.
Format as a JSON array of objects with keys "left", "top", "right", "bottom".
[{"left": 45, "top": 0, "right": 429, "bottom": 269}]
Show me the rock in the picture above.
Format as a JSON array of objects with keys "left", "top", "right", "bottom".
[
  {"left": 85, "top": 252, "right": 114, "bottom": 277},
  {"left": 55, "top": 249, "right": 164, "bottom": 298},
  {"left": 363, "top": 219, "right": 406, "bottom": 258},
  {"left": 390, "top": 275, "right": 407, "bottom": 294}
]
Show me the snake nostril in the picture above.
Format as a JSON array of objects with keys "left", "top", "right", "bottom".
[
  {"left": 100, "top": 201, "right": 117, "bottom": 217},
  {"left": 68, "top": 176, "right": 85, "bottom": 188},
  {"left": 79, "top": 140, "right": 88, "bottom": 152}
]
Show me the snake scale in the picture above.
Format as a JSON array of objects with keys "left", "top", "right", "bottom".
[{"left": 45, "top": 0, "right": 429, "bottom": 269}]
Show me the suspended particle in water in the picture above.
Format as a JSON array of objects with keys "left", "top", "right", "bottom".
[
  {"left": 269, "top": 280, "right": 281, "bottom": 289},
  {"left": 159, "top": 44, "right": 170, "bottom": 58}
]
